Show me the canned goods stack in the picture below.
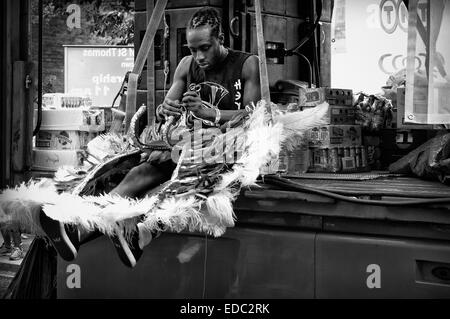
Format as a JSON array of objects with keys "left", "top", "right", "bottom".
[
  {"left": 302, "top": 88, "right": 368, "bottom": 173},
  {"left": 325, "top": 88, "right": 355, "bottom": 125},
  {"left": 308, "top": 146, "right": 370, "bottom": 173}
]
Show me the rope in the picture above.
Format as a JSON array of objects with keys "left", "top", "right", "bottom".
[{"left": 263, "top": 175, "right": 450, "bottom": 206}]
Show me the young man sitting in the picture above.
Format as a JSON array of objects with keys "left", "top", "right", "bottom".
[{"left": 39, "top": 7, "right": 261, "bottom": 268}]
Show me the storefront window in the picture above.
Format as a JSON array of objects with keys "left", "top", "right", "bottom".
[
  {"left": 32, "top": 0, "right": 135, "bottom": 107},
  {"left": 331, "top": 0, "right": 408, "bottom": 94},
  {"left": 331, "top": 0, "right": 450, "bottom": 124}
]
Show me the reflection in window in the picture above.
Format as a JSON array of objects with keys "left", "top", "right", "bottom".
[
  {"left": 331, "top": 0, "right": 408, "bottom": 93},
  {"left": 33, "top": 0, "right": 134, "bottom": 94},
  {"left": 405, "top": 0, "right": 450, "bottom": 124}
]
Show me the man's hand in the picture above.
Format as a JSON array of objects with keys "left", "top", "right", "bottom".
[
  {"left": 158, "top": 98, "right": 183, "bottom": 119},
  {"left": 181, "top": 91, "right": 203, "bottom": 117}
]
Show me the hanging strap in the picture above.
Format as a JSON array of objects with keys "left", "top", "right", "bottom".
[
  {"left": 254, "top": 0, "right": 273, "bottom": 120},
  {"left": 110, "top": 0, "right": 168, "bottom": 133}
]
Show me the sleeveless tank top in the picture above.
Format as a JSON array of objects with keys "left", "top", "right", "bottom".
[{"left": 187, "top": 49, "right": 253, "bottom": 111}]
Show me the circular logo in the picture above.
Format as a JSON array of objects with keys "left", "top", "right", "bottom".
[{"left": 380, "top": 0, "right": 399, "bottom": 34}]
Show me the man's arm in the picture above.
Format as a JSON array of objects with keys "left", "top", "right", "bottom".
[
  {"left": 157, "top": 56, "right": 192, "bottom": 120},
  {"left": 187, "top": 55, "right": 261, "bottom": 123},
  {"left": 241, "top": 55, "right": 261, "bottom": 108}
]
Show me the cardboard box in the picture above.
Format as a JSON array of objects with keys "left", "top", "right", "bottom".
[
  {"left": 35, "top": 108, "right": 105, "bottom": 132},
  {"left": 328, "top": 105, "right": 356, "bottom": 125},
  {"left": 325, "top": 88, "right": 353, "bottom": 106},
  {"left": 32, "top": 149, "right": 86, "bottom": 171},
  {"left": 35, "top": 130, "right": 97, "bottom": 150},
  {"left": 306, "top": 125, "right": 362, "bottom": 148}
]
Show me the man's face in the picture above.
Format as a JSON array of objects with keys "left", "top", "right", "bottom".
[{"left": 186, "top": 26, "right": 223, "bottom": 70}]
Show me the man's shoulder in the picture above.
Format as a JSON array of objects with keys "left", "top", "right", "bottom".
[
  {"left": 174, "top": 55, "right": 193, "bottom": 79},
  {"left": 242, "top": 54, "right": 259, "bottom": 79},
  {"left": 178, "top": 55, "right": 193, "bottom": 69},
  {"left": 228, "top": 49, "right": 254, "bottom": 60}
]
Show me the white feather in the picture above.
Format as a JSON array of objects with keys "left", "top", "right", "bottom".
[{"left": 0, "top": 100, "right": 329, "bottom": 240}]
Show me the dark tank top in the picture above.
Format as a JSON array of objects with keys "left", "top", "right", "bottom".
[{"left": 187, "top": 49, "right": 252, "bottom": 111}]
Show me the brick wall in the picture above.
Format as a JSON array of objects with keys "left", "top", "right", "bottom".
[{"left": 32, "top": 1, "right": 134, "bottom": 93}]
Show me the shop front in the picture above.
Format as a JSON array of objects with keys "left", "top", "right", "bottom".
[{"left": 1, "top": 0, "right": 450, "bottom": 299}]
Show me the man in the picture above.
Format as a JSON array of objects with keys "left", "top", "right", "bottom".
[{"left": 39, "top": 7, "right": 261, "bottom": 268}]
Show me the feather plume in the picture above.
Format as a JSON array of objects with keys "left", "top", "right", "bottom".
[
  {"left": 0, "top": 100, "right": 329, "bottom": 241},
  {"left": 275, "top": 101, "right": 330, "bottom": 151}
]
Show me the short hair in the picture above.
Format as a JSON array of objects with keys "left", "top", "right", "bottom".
[{"left": 187, "top": 7, "right": 223, "bottom": 38}]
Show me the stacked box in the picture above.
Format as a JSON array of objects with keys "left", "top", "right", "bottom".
[
  {"left": 32, "top": 108, "right": 104, "bottom": 171},
  {"left": 36, "top": 108, "right": 105, "bottom": 132},
  {"left": 296, "top": 88, "right": 366, "bottom": 173},
  {"left": 36, "top": 130, "right": 98, "bottom": 150},
  {"left": 304, "top": 124, "right": 367, "bottom": 173},
  {"left": 279, "top": 88, "right": 368, "bottom": 175},
  {"left": 32, "top": 149, "right": 86, "bottom": 171},
  {"left": 325, "top": 88, "right": 355, "bottom": 125},
  {"left": 306, "top": 125, "right": 362, "bottom": 148}
]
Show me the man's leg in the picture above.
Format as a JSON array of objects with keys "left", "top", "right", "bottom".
[
  {"left": 109, "top": 160, "right": 172, "bottom": 198},
  {"left": 39, "top": 159, "right": 175, "bottom": 267},
  {"left": 108, "top": 160, "right": 174, "bottom": 267},
  {"left": 74, "top": 160, "right": 171, "bottom": 244}
]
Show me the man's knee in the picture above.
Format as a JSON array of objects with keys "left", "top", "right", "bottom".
[{"left": 128, "top": 162, "right": 154, "bottom": 178}]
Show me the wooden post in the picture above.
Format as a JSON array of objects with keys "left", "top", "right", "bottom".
[
  {"left": 25, "top": 62, "right": 36, "bottom": 171},
  {"left": 254, "top": 0, "right": 271, "bottom": 105},
  {"left": 12, "top": 61, "right": 26, "bottom": 174},
  {"left": 125, "top": 73, "right": 139, "bottom": 132},
  {"left": 147, "top": 0, "right": 156, "bottom": 129},
  {"left": 111, "top": 0, "right": 168, "bottom": 134}
]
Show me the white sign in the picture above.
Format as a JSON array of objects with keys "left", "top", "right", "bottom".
[
  {"left": 331, "top": 0, "right": 409, "bottom": 93},
  {"left": 64, "top": 45, "right": 134, "bottom": 107}
]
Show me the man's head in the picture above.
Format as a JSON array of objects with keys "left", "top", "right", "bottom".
[{"left": 186, "top": 7, "right": 226, "bottom": 70}]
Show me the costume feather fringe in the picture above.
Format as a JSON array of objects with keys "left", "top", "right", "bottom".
[{"left": 0, "top": 101, "right": 329, "bottom": 239}]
